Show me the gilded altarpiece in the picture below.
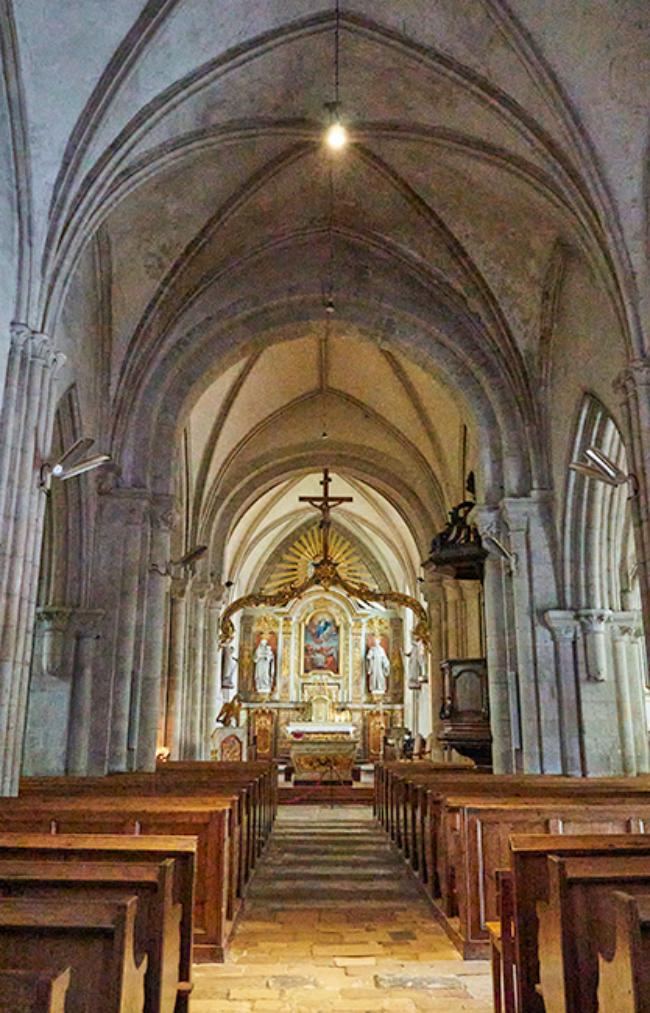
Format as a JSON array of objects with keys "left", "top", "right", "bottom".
[{"left": 239, "top": 590, "right": 404, "bottom": 760}]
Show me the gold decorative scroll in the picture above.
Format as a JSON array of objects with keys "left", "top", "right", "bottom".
[{"left": 219, "top": 556, "right": 430, "bottom": 650}]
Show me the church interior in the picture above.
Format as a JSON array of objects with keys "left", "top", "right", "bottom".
[{"left": 1, "top": 1, "right": 650, "bottom": 1011}]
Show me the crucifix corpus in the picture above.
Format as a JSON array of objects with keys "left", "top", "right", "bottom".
[{"left": 298, "top": 467, "right": 353, "bottom": 564}]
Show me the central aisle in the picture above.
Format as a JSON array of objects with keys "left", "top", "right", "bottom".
[{"left": 193, "top": 806, "right": 492, "bottom": 1012}]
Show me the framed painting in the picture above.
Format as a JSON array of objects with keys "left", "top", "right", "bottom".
[{"left": 303, "top": 611, "right": 340, "bottom": 674}]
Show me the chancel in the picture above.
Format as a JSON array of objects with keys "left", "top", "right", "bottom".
[
  {"left": 215, "top": 468, "right": 431, "bottom": 781},
  {"left": 1, "top": 3, "right": 650, "bottom": 1011}
]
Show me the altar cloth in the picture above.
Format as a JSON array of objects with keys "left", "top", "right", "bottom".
[{"left": 286, "top": 722, "right": 356, "bottom": 737}]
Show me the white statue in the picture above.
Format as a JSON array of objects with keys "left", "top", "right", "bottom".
[
  {"left": 404, "top": 639, "right": 428, "bottom": 689},
  {"left": 366, "top": 635, "right": 390, "bottom": 695},
  {"left": 253, "top": 637, "right": 275, "bottom": 695},
  {"left": 221, "top": 643, "right": 238, "bottom": 690}
]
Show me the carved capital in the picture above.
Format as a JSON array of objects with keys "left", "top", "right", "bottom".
[
  {"left": 170, "top": 577, "right": 188, "bottom": 601},
  {"left": 543, "top": 609, "right": 579, "bottom": 642},
  {"left": 577, "top": 609, "right": 613, "bottom": 636},
  {"left": 615, "top": 358, "right": 650, "bottom": 399},
  {"left": 10, "top": 323, "right": 65, "bottom": 373},
  {"left": 150, "top": 495, "right": 178, "bottom": 532}
]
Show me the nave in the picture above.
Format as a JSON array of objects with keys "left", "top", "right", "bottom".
[{"left": 194, "top": 806, "right": 492, "bottom": 1012}]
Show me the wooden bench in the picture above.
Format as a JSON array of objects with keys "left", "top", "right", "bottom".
[
  {"left": 509, "top": 834, "right": 650, "bottom": 1013},
  {"left": 0, "top": 833, "right": 196, "bottom": 1010},
  {"left": 0, "top": 796, "right": 232, "bottom": 961},
  {"left": 21, "top": 766, "right": 273, "bottom": 892},
  {"left": 437, "top": 798, "right": 650, "bottom": 957},
  {"left": 0, "top": 968, "right": 71, "bottom": 1012},
  {"left": 598, "top": 890, "right": 650, "bottom": 1012},
  {"left": 0, "top": 896, "right": 146, "bottom": 1013},
  {"left": 537, "top": 853, "right": 650, "bottom": 1011},
  {"left": 0, "top": 859, "right": 182, "bottom": 1013}
]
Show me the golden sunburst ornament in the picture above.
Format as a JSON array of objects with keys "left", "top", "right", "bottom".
[{"left": 264, "top": 525, "right": 372, "bottom": 594}]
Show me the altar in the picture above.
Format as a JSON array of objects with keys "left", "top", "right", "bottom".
[{"left": 286, "top": 722, "right": 358, "bottom": 783}]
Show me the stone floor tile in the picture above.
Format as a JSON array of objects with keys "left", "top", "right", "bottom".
[{"left": 195, "top": 805, "right": 492, "bottom": 1012}]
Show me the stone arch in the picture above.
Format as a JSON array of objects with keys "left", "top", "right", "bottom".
[{"left": 563, "top": 393, "right": 634, "bottom": 611}]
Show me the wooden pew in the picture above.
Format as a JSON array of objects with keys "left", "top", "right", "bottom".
[
  {"left": 21, "top": 764, "right": 274, "bottom": 893},
  {"left": 510, "top": 834, "right": 650, "bottom": 1013},
  {"left": 0, "top": 968, "right": 71, "bottom": 1012},
  {"left": 0, "top": 796, "right": 231, "bottom": 961},
  {"left": 537, "top": 853, "right": 650, "bottom": 1011},
  {"left": 437, "top": 798, "right": 650, "bottom": 957},
  {"left": 598, "top": 890, "right": 650, "bottom": 1012},
  {"left": 0, "top": 834, "right": 195, "bottom": 1011},
  {"left": 0, "top": 859, "right": 181, "bottom": 1013},
  {"left": 0, "top": 896, "right": 146, "bottom": 1013}
]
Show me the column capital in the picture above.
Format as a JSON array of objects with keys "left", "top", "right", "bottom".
[
  {"left": 543, "top": 609, "right": 579, "bottom": 641},
  {"left": 419, "top": 564, "right": 446, "bottom": 598},
  {"left": 9, "top": 322, "right": 66, "bottom": 372},
  {"left": 170, "top": 576, "right": 188, "bottom": 601},
  {"left": 615, "top": 358, "right": 650, "bottom": 399},
  {"left": 576, "top": 608, "right": 613, "bottom": 635},
  {"left": 149, "top": 494, "right": 178, "bottom": 532}
]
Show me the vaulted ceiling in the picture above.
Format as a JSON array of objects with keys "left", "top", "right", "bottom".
[{"left": 2, "top": 1, "right": 647, "bottom": 581}]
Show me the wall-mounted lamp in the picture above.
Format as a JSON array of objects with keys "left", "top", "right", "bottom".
[
  {"left": 40, "top": 437, "right": 111, "bottom": 491},
  {"left": 569, "top": 445, "right": 638, "bottom": 497}
]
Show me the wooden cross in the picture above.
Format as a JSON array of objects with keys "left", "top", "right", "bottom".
[{"left": 299, "top": 468, "right": 353, "bottom": 560}]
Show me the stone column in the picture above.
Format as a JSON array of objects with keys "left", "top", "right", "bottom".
[
  {"left": 501, "top": 494, "right": 562, "bottom": 773},
  {"left": 182, "top": 580, "right": 210, "bottom": 759},
  {"left": 629, "top": 622, "right": 650, "bottom": 773},
  {"left": 203, "top": 587, "right": 226, "bottom": 753},
  {"left": 611, "top": 620, "right": 637, "bottom": 775},
  {"left": 0, "top": 324, "right": 64, "bottom": 794},
  {"left": 577, "top": 609, "right": 612, "bottom": 684},
  {"left": 88, "top": 487, "right": 150, "bottom": 774},
  {"left": 543, "top": 611, "right": 583, "bottom": 775},
  {"left": 420, "top": 567, "right": 447, "bottom": 761},
  {"left": 134, "top": 496, "right": 174, "bottom": 771},
  {"left": 616, "top": 361, "right": 650, "bottom": 667},
  {"left": 473, "top": 505, "right": 514, "bottom": 773},
  {"left": 164, "top": 577, "right": 188, "bottom": 759},
  {"left": 66, "top": 610, "right": 104, "bottom": 775}
]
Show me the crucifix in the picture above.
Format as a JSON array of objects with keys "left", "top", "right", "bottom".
[{"left": 299, "top": 468, "right": 353, "bottom": 563}]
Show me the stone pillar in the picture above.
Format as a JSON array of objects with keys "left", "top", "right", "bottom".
[
  {"left": 578, "top": 609, "right": 612, "bottom": 684},
  {"left": 164, "top": 577, "right": 188, "bottom": 759},
  {"left": 203, "top": 587, "right": 226, "bottom": 753},
  {"left": 501, "top": 494, "right": 562, "bottom": 773},
  {"left": 0, "top": 324, "right": 64, "bottom": 793},
  {"left": 473, "top": 505, "right": 514, "bottom": 773},
  {"left": 543, "top": 611, "right": 583, "bottom": 775},
  {"left": 88, "top": 487, "right": 150, "bottom": 774},
  {"left": 616, "top": 361, "right": 650, "bottom": 667},
  {"left": 182, "top": 580, "right": 210, "bottom": 759},
  {"left": 420, "top": 568, "right": 447, "bottom": 761},
  {"left": 611, "top": 621, "right": 637, "bottom": 775},
  {"left": 628, "top": 622, "right": 650, "bottom": 773},
  {"left": 134, "top": 496, "right": 174, "bottom": 771},
  {"left": 66, "top": 610, "right": 104, "bottom": 775}
]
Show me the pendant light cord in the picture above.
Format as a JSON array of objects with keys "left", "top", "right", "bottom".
[{"left": 334, "top": 0, "right": 341, "bottom": 106}]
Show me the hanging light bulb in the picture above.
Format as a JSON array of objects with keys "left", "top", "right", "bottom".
[
  {"left": 325, "top": 116, "right": 348, "bottom": 151},
  {"left": 323, "top": 0, "right": 347, "bottom": 150}
]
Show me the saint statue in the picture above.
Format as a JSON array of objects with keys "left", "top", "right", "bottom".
[
  {"left": 221, "top": 643, "right": 238, "bottom": 690},
  {"left": 404, "top": 639, "right": 428, "bottom": 689},
  {"left": 366, "top": 635, "right": 390, "bottom": 695},
  {"left": 253, "top": 637, "right": 275, "bottom": 695}
]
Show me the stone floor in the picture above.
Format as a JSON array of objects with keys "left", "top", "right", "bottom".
[{"left": 193, "top": 805, "right": 493, "bottom": 1012}]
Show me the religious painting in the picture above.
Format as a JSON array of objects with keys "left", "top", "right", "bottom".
[
  {"left": 220, "top": 734, "right": 243, "bottom": 762},
  {"left": 303, "top": 611, "right": 340, "bottom": 674}
]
